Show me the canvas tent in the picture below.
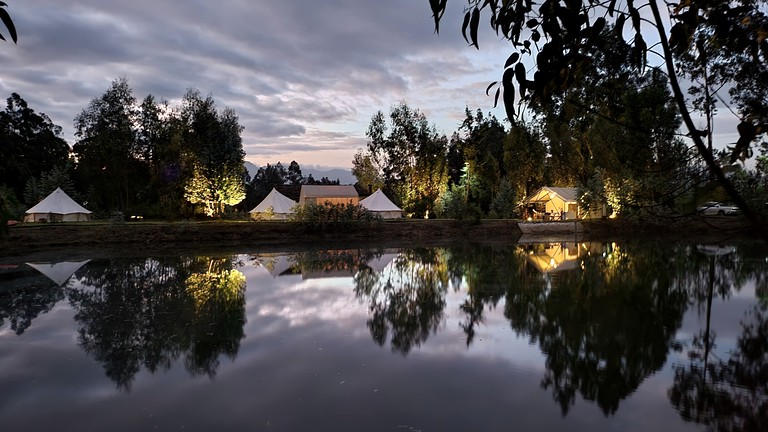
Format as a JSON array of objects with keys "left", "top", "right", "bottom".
[
  {"left": 24, "top": 188, "right": 92, "bottom": 222},
  {"left": 359, "top": 189, "right": 402, "bottom": 219},
  {"left": 250, "top": 188, "right": 297, "bottom": 220},
  {"left": 524, "top": 187, "right": 580, "bottom": 220},
  {"left": 299, "top": 185, "right": 359, "bottom": 206}
]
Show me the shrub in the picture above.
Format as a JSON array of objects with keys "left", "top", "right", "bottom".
[{"left": 290, "top": 202, "right": 380, "bottom": 232}]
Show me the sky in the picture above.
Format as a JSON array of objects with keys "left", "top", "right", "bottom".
[
  {"left": 0, "top": 1, "right": 748, "bottom": 171},
  {"left": 0, "top": 0, "right": 511, "bottom": 170}
]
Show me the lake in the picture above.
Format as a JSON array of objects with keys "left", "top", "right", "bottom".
[{"left": 1, "top": 241, "right": 766, "bottom": 431}]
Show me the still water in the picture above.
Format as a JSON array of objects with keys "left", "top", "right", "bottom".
[{"left": 0, "top": 241, "right": 766, "bottom": 431}]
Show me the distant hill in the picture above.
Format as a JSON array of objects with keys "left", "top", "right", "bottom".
[{"left": 244, "top": 161, "right": 356, "bottom": 185}]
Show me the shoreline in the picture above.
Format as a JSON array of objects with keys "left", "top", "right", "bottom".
[{"left": 0, "top": 217, "right": 762, "bottom": 258}]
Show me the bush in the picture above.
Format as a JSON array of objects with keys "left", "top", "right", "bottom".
[{"left": 290, "top": 202, "right": 380, "bottom": 232}]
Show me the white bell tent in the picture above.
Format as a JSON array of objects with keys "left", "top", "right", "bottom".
[
  {"left": 249, "top": 188, "right": 297, "bottom": 220},
  {"left": 359, "top": 189, "right": 402, "bottom": 219},
  {"left": 24, "top": 188, "right": 92, "bottom": 222}
]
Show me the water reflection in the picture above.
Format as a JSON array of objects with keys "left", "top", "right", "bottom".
[
  {"left": 669, "top": 245, "right": 768, "bottom": 431},
  {"left": 66, "top": 255, "right": 246, "bottom": 390},
  {"left": 1, "top": 241, "right": 767, "bottom": 430}
]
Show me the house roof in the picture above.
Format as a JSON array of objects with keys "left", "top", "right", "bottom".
[
  {"left": 26, "top": 187, "right": 91, "bottom": 215},
  {"left": 300, "top": 185, "right": 359, "bottom": 198},
  {"left": 526, "top": 186, "right": 579, "bottom": 203}
]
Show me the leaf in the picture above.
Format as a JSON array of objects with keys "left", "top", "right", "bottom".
[
  {"left": 504, "top": 52, "right": 520, "bottom": 69},
  {"left": 485, "top": 81, "right": 498, "bottom": 96},
  {"left": 592, "top": 17, "right": 606, "bottom": 37},
  {"left": 526, "top": 18, "right": 538, "bottom": 28},
  {"left": 608, "top": 0, "right": 617, "bottom": 16},
  {"left": 0, "top": 6, "right": 16, "bottom": 43},
  {"left": 462, "top": 11, "right": 471, "bottom": 45},
  {"left": 503, "top": 68, "right": 516, "bottom": 119},
  {"left": 630, "top": 7, "right": 641, "bottom": 33},
  {"left": 493, "top": 87, "right": 501, "bottom": 108},
  {"left": 615, "top": 14, "right": 626, "bottom": 38},
  {"left": 514, "top": 62, "right": 526, "bottom": 85},
  {"left": 531, "top": 29, "right": 541, "bottom": 43},
  {"left": 429, "top": 0, "right": 447, "bottom": 33},
  {"left": 470, "top": 7, "right": 480, "bottom": 49}
]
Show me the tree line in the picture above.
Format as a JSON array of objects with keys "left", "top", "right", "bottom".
[{"left": 0, "top": 78, "right": 344, "bottom": 222}]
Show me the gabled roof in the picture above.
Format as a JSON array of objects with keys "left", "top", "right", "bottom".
[
  {"left": 359, "top": 189, "right": 401, "bottom": 212},
  {"left": 526, "top": 186, "right": 579, "bottom": 203},
  {"left": 25, "top": 188, "right": 91, "bottom": 215},
  {"left": 300, "top": 185, "right": 358, "bottom": 198},
  {"left": 250, "top": 188, "right": 297, "bottom": 214}
]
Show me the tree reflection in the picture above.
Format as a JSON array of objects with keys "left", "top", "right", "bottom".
[
  {"left": 0, "top": 270, "right": 63, "bottom": 335},
  {"left": 67, "top": 256, "right": 246, "bottom": 390},
  {"left": 512, "top": 243, "right": 692, "bottom": 415},
  {"left": 670, "top": 246, "right": 768, "bottom": 432},
  {"left": 451, "top": 242, "right": 693, "bottom": 416},
  {"left": 353, "top": 248, "right": 449, "bottom": 354}
]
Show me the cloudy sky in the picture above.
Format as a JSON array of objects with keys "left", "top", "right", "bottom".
[{"left": 0, "top": 0, "right": 512, "bottom": 169}]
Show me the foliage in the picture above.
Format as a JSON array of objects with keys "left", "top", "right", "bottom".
[
  {"left": 489, "top": 177, "right": 518, "bottom": 219},
  {"left": 503, "top": 119, "right": 546, "bottom": 198},
  {"left": 351, "top": 149, "right": 384, "bottom": 192},
  {"left": 428, "top": 0, "right": 768, "bottom": 233},
  {"left": 0, "top": 2, "right": 16, "bottom": 44},
  {"left": 73, "top": 77, "right": 145, "bottom": 213},
  {"left": 454, "top": 108, "right": 508, "bottom": 213},
  {"left": 365, "top": 101, "right": 449, "bottom": 217},
  {"left": 290, "top": 202, "right": 380, "bottom": 232},
  {"left": 180, "top": 90, "right": 246, "bottom": 217},
  {"left": 184, "top": 163, "right": 246, "bottom": 217},
  {"left": 23, "top": 164, "right": 80, "bottom": 206},
  {"left": 435, "top": 174, "right": 482, "bottom": 220},
  {"left": 0, "top": 93, "right": 70, "bottom": 199}
]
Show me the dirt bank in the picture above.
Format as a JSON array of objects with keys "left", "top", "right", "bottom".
[
  {"left": 0, "top": 219, "right": 523, "bottom": 256},
  {"left": 0, "top": 216, "right": 762, "bottom": 258}
]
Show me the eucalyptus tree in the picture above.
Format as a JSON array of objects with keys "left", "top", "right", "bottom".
[
  {"left": 180, "top": 89, "right": 246, "bottom": 217},
  {"left": 0, "top": 93, "right": 70, "bottom": 200},
  {"left": 365, "top": 101, "right": 449, "bottom": 217},
  {"left": 351, "top": 149, "right": 384, "bottom": 192},
  {"left": 428, "top": 0, "right": 768, "bottom": 236},
  {"left": 73, "top": 78, "right": 146, "bottom": 213},
  {"left": 503, "top": 119, "right": 546, "bottom": 198},
  {"left": 455, "top": 108, "right": 508, "bottom": 212}
]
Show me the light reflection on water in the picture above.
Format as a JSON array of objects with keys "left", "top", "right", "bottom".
[{"left": 0, "top": 241, "right": 766, "bottom": 432}]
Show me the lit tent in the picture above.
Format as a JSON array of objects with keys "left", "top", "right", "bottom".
[
  {"left": 24, "top": 188, "right": 92, "bottom": 222},
  {"left": 359, "top": 189, "right": 402, "bottom": 219},
  {"left": 250, "top": 188, "right": 297, "bottom": 220}
]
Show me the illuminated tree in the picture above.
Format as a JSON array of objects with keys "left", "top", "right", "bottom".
[
  {"left": 180, "top": 90, "right": 246, "bottom": 217},
  {"left": 365, "top": 101, "right": 449, "bottom": 217},
  {"left": 184, "top": 163, "right": 246, "bottom": 217}
]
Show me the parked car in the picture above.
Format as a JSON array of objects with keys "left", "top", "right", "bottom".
[{"left": 696, "top": 201, "right": 739, "bottom": 216}]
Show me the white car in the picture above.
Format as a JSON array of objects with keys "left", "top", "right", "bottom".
[{"left": 696, "top": 201, "right": 739, "bottom": 216}]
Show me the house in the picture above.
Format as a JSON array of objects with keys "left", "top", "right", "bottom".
[
  {"left": 524, "top": 187, "right": 580, "bottom": 220},
  {"left": 298, "top": 185, "right": 359, "bottom": 206},
  {"left": 24, "top": 188, "right": 92, "bottom": 222}
]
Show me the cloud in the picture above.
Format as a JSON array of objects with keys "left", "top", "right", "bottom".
[{"left": 2, "top": 0, "right": 512, "bottom": 168}]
